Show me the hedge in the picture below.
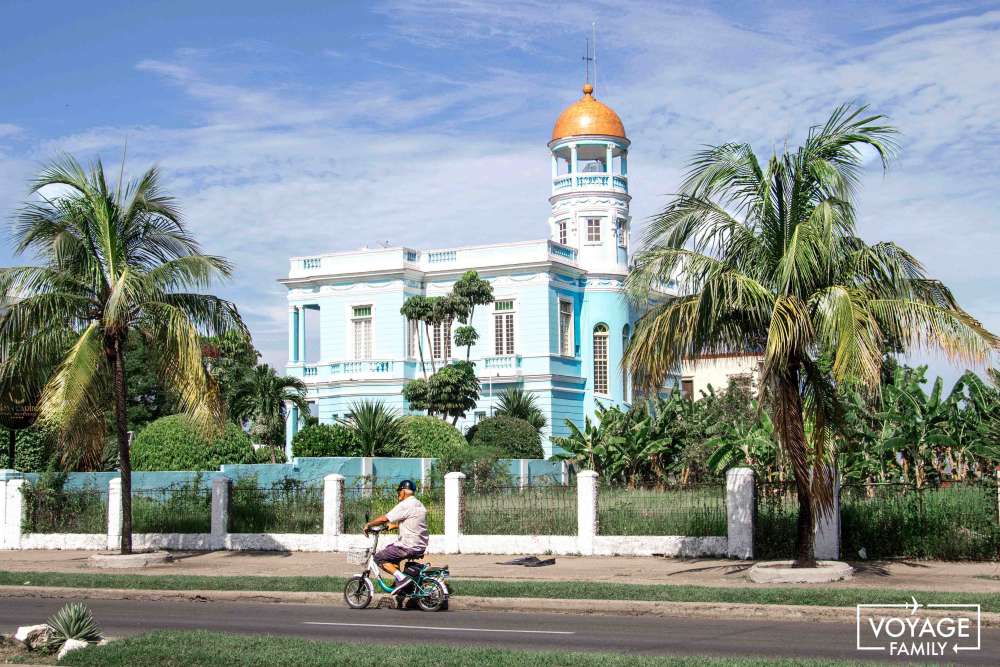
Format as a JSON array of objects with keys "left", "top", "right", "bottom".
[
  {"left": 0, "top": 424, "right": 56, "bottom": 472},
  {"left": 291, "top": 424, "right": 361, "bottom": 458},
  {"left": 399, "top": 416, "right": 466, "bottom": 457},
  {"left": 132, "top": 415, "right": 256, "bottom": 471},
  {"left": 466, "top": 415, "right": 543, "bottom": 458}
]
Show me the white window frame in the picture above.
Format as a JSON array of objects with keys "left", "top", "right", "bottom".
[
  {"left": 557, "top": 220, "right": 568, "bottom": 246},
  {"left": 593, "top": 323, "right": 609, "bottom": 395},
  {"left": 586, "top": 218, "right": 602, "bottom": 243},
  {"left": 616, "top": 218, "right": 628, "bottom": 249},
  {"left": 431, "top": 318, "right": 452, "bottom": 360},
  {"left": 558, "top": 299, "right": 574, "bottom": 357},
  {"left": 352, "top": 305, "right": 373, "bottom": 360},
  {"left": 493, "top": 299, "right": 516, "bottom": 356}
]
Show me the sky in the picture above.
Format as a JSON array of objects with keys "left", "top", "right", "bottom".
[{"left": 1, "top": 0, "right": 998, "bottom": 384}]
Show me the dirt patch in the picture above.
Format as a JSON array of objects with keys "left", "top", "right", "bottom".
[{"left": 0, "top": 635, "right": 57, "bottom": 664}]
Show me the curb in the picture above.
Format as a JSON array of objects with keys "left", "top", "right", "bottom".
[{"left": 2, "top": 585, "right": 998, "bottom": 627}]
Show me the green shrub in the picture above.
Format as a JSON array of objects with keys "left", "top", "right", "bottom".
[
  {"left": 132, "top": 415, "right": 256, "bottom": 471},
  {"left": 399, "top": 416, "right": 466, "bottom": 457},
  {"left": 432, "top": 444, "right": 510, "bottom": 493},
  {"left": 467, "top": 415, "right": 543, "bottom": 459},
  {"left": 0, "top": 424, "right": 56, "bottom": 472},
  {"left": 291, "top": 424, "right": 360, "bottom": 457},
  {"left": 253, "top": 446, "right": 287, "bottom": 464}
]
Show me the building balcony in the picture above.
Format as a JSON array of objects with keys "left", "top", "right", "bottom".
[
  {"left": 551, "top": 173, "right": 628, "bottom": 195},
  {"left": 290, "top": 360, "right": 398, "bottom": 382}
]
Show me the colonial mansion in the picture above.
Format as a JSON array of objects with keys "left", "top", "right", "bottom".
[{"left": 282, "top": 83, "right": 660, "bottom": 457}]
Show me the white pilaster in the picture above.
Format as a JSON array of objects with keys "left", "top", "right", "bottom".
[
  {"left": 107, "top": 478, "right": 122, "bottom": 551},
  {"left": 518, "top": 459, "right": 529, "bottom": 490},
  {"left": 288, "top": 307, "right": 297, "bottom": 363},
  {"left": 324, "top": 474, "right": 345, "bottom": 536},
  {"left": 444, "top": 472, "right": 465, "bottom": 554},
  {"left": 814, "top": 466, "right": 841, "bottom": 560},
  {"left": 297, "top": 307, "right": 306, "bottom": 363},
  {"left": 576, "top": 470, "right": 598, "bottom": 555},
  {"left": 211, "top": 476, "right": 230, "bottom": 545},
  {"left": 605, "top": 143, "right": 613, "bottom": 175},
  {"left": 726, "top": 467, "right": 755, "bottom": 559}
]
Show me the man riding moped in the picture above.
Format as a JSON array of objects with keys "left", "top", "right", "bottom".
[{"left": 363, "top": 479, "right": 429, "bottom": 595}]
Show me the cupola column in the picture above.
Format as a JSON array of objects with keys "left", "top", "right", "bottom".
[
  {"left": 606, "top": 144, "right": 613, "bottom": 175},
  {"left": 570, "top": 144, "right": 578, "bottom": 175}
]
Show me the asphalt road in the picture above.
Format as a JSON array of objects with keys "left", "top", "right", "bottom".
[{"left": 0, "top": 595, "right": 996, "bottom": 664}]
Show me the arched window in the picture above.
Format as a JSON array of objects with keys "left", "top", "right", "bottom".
[
  {"left": 621, "top": 324, "right": 631, "bottom": 403},
  {"left": 593, "top": 324, "right": 609, "bottom": 395}
]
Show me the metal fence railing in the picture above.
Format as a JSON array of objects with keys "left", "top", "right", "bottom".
[
  {"left": 754, "top": 481, "right": 798, "bottom": 560},
  {"left": 21, "top": 486, "right": 108, "bottom": 534},
  {"left": 598, "top": 484, "right": 727, "bottom": 536},
  {"left": 840, "top": 480, "right": 1000, "bottom": 561},
  {"left": 132, "top": 485, "right": 212, "bottom": 534},
  {"left": 342, "top": 485, "right": 445, "bottom": 535},
  {"left": 463, "top": 484, "right": 577, "bottom": 535},
  {"left": 229, "top": 479, "right": 324, "bottom": 534}
]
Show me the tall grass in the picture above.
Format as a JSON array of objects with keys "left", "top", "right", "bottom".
[
  {"left": 228, "top": 477, "right": 323, "bottom": 534},
  {"left": 599, "top": 485, "right": 726, "bottom": 537},
  {"left": 21, "top": 482, "right": 107, "bottom": 534},
  {"left": 133, "top": 480, "right": 211, "bottom": 533}
]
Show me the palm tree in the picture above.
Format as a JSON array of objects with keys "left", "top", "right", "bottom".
[
  {"left": 495, "top": 387, "right": 547, "bottom": 431},
  {"left": 230, "top": 364, "right": 309, "bottom": 463},
  {"left": 0, "top": 155, "right": 246, "bottom": 553},
  {"left": 340, "top": 399, "right": 402, "bottom": 457},
  {"left": 624, "top": 106, "right": 998, "bottom": 566}
]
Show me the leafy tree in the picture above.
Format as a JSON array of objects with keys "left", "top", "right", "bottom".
[
  {"left": 624, "top": 105, "right": 998, "bottom": 565},
  {"left": 340, "top": 400, "right": 402, "bottom": 456},
  {"left": 468, "top": 415, "right": 543, "bottom": 458},
  {"left": 403, "top": 361, "right": 480, "bottom": 424},
  {"left": 495, "top": 387, "right": 547, "bottom": 431},
  {"left": 0, "top": 155, "right": 245, "bottom": 553},
  {"left": 132, "top": 415, "right": 256, "bottom": 470},
  {"left": 229, "top": 364, "right": 308, "bottom": 463},
  {"left": 399, "top": 296, "right": 434, "bottom": 378},
  {"left": 202, "top": 330, "right": 260, "bottom": 418},
  {"left": 291, "top": 423, "right": 360, "bottom": 457},
  {"left": 451, "top": 270, "right": 494, "bottom": 360}
]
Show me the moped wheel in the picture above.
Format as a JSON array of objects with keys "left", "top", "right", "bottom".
[
  {"left": 344, "top": 576, "right": 374, "bottom": 609},
  {"left": 415, "top": 578, "right": 448, "bottom": 612}
]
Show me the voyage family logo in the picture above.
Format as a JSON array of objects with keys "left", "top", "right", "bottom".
[{"left": 856, "top": 597, "right": 980, "bottom": 657}]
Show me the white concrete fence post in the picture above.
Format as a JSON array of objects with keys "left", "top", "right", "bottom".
[
  {"left": 107, "top": 478, "right": 122, "bottom": 551},
  {"left": 444, "top": 471, "right": 465, "bottom": 554},
  {"left": 211, "top": 476, "right": 231, "bottom": 547},
  {"left": 324, "top": 474, "right": 345, "bottom": 536},
  {"left": 419, "top": 458, "right": 432, "bottom": 490},
  {"left": 1, "top": 470, "right": 24, "bottom": 550},
  {"left": 560, "top": 461, "right": 569, "bottom": 486},
  {"left": 518, "top": 459, "right": 529, "bottom": 490},
  {"left": 361, "top": 457, "right": 374, "bottom": 497},
  {"left": 814, "top": 466, "right": 841, "bottom": 560},
  {"left": 576, "top": 470, "right": 598, "bottom": 556},
  {"left": 726, "top": 467, "right": 755, "bottom": 559}
]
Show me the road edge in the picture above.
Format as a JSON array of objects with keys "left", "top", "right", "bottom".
[{"left": 2, "top": 585, "right": 998, "bottom": 627}]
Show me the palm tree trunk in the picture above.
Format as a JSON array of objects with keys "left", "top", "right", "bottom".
[
  {"left": 112, "top": 335, "right": 133, "bottom": 555},
  {"left": 6, "top": 430, "right": 14, "bottom": 468},
  {"left": 771, "top": 367, "right": 816, "bottom": 567},
  {"left": 424, "top": 324, "right": 437, "bottom": 374}
]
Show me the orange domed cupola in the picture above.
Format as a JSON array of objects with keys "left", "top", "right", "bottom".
[{"left": 551, "top": 83, "right": 626, "bottom": 141}]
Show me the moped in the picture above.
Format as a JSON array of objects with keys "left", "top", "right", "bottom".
[{"left": 343, "top": 526, "right": 449, "bottom": 611}]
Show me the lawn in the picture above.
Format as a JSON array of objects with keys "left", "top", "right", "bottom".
[
  {"left": 2, "top": 570, "right": 998, "bottom": 612},
  {"left": 55, "top": 630, "right": 897, "bottom": 667}
]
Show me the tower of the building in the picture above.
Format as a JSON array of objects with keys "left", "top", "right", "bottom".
[{"left": 547, "top": 83, "right": 630, "bottom": 276}]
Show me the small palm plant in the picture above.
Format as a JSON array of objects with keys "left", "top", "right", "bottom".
[
  {"left": 340, "top": 400, "right": 402, "bottom": 456},
  {"left": 495, "top": 387, "right": 547, "bottom": 431},
  {"left": 44, "top": 602, "right": 102, "bottom": 652},
  {"left": 230, "top": 364, "right": 309, "bottom": 463}
]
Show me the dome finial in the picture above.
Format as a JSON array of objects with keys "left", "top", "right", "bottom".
[{"left": 582, "top": 83, "right": 594, "bottom": 96}]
